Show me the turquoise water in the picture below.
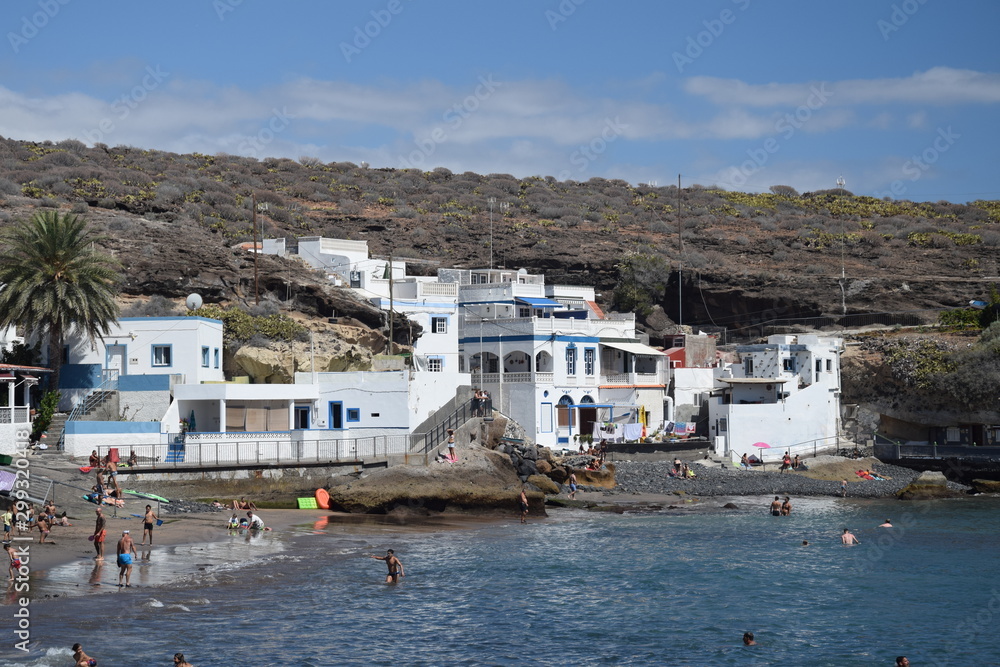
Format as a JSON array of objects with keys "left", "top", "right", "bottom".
[{"left": 3, "top": 496, "right": 1000, "bottom": 666}]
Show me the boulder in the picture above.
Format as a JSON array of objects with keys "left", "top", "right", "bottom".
[
  {"left": 534, "top": 459, "right": 552, "bottom": 475},
  {"left": 547, "top": 466, "right": 570, "bottom": 484},
  {"left": 897, "top": 470, "right": 960, "bottom": 500},
  {"left": 570, "top": 463, "right": 616, "bottom": 489},
  {"left": 526, "top": 474, "right": 560, "bottom": 494},
  {"left": 970, "top": 478, "right": 1000, "bottom": 493},
  {"left": 517, "top": 459, "right": 538, "bottom": 477}
]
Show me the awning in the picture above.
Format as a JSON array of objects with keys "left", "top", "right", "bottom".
[
  {"left": 602, "top": 341, "right": 666, "bottom": 356},
  {"left": 515, "top": 297, "right": 561, "bottom": 308},
  {"left": 718, "top": 377, "right": 788, "bottom": 384}
]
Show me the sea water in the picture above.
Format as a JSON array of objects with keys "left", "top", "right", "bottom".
[{"left": 3, "top": 496, "right": 1000, "bottom": 666}]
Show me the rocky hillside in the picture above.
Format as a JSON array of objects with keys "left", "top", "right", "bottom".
[{"left": 1, "top": 137, "right": 998, "bottom": 344}]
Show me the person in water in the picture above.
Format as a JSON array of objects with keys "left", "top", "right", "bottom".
[
  {"left": 370, "top": 549, "right": 404, "bottom": 583},
  {"left": 742, "top": 632, "right": 756, "bottom": 646},
  {"left": 879, "top": 518, "right": 893, "bottom": 528},
  {"left": 769, "top": 496, "right": 782, "bottom": 516},
  {"left": 519, "top": 487, "right": 529, "bottom": 524},
  {"left": 841, "top": 528, "right": 860, "bottom": 545}
]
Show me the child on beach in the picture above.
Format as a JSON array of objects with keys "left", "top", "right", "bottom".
[{"left": 5, "top": 542, "right": 21, "bottom": 581}]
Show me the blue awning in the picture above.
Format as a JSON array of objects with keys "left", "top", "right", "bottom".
[{"left": 515, "top": 297, "right": 561, "bottom": 308}]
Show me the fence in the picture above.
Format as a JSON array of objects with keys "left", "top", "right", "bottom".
[
  {"left": 92, "top": 433, "right": 412, "bottom": 469},
  {"left": 875, "top": 442, "right": 1000, "bottom": 461},
  {"left": 723, "top": 308, "right": 947, "bottom": 345},
  {"left": 736, "top": 435, "right": 841, "bottom": 465}
]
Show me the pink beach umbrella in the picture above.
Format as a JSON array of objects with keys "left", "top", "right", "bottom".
[{"left": 751, "top": 442, "right": 771, "bottom": 468}]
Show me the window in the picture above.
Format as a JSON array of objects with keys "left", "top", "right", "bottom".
[
  {"left": 584, "top": 348, "right": 595, "bottom": 376},
  {"left": 431, "top": 317, "right": 448, "bottom": 334},
  {"left": 519, "top": 307, "right": 530, "bottom": 318},
  {"left": 744, "top": 357, "right": 754, "bottom": 375},
  {"left": 346, "top": 408, "right": 360, "bottom": 422},
  {"left": 214, "top": 348, "right": 220, "bottom": 369},
  {"left": 565, "top": 347, "right": 577, "bottom": 375},
  {"left": 718, "top": 418, "right": 728, "bottom": 432},
  {"left": 201, "top": 346, "right": 210, "bottom": 368},
  {"left": 428, "top": 357, "right": 443, "bottom": 372},
  {"left": 152, "top": 345, "right": 172, "bottom": 367},
  {"left": 783, "top": 358, "right": 796, "bottom": 372},
  {"left": 825, "top": 359, "right": 832, "bottom": 372},
  {"left": 815, "top": 359, "right": 822, "bottom": 374}
]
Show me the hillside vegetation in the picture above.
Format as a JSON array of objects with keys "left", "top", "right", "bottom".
[{"left": 0, "top": 136, "right": 998, "bottom": 343}]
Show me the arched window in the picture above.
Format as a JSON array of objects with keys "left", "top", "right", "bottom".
[{"left": 557, "top": 395, "right": 574, "bottom": 427}]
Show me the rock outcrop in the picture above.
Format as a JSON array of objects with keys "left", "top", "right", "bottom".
[
  {"left": 896, "top": 470, "right": 961, "bottom": 500},
  {"left": 324, "top": 444, "right": 539, "bottom": 514}
]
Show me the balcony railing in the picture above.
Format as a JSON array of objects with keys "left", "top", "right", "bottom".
[{"left": 0, "top": 407, "right": 30, "bottom": 424}]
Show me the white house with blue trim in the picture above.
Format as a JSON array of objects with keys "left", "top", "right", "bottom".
[
  {"left": 57, "top": 316, "right": 225, "bottom": 415},
  {"left": 707, "top": 334, "right": 843, "bottom": 462},
  {"left": 446, "top": 267, "right": 670, "bottom": 449}
]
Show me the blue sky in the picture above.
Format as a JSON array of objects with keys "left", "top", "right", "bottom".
[{"left": 1, "top": 0, "right": 998, "bottom": 202}]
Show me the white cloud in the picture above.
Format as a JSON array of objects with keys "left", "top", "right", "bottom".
[{"left": 684, "top": 67, "right": 1000, "bottom": 107}]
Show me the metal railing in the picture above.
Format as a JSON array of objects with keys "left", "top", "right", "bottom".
[
  {"left": 409, "top": 398, "right": 492, "bottom": 455},
  {"left": 875, "top": 442, "right": 1000, "bottom": 461},
  {"left": 92, "top": 433, "right": 412, "bottom": 469},
  {"left": 59, "top": 370, "right": 121, "bottom": 450}
]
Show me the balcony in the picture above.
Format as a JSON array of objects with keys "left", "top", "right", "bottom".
[
  {"left": 600, "top": 371, "right": 669, "bottom": 386},
  {"left": 472, "top": 371, "right": 556, "bottom": 385},
  {"left": 0, "top": 407, "right": 30, "bottom": 424}
]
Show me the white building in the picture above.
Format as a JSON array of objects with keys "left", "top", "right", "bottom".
[
  {"left": 707, "top": 334, "right": 843, "bottom": 462},
  {"left": 57, "top": 316, "right": 225, "bottom": 414},
  {"left": 0, "top": 365, "right": 45, "bottom": 457},
  {"left": 447, "top": 268, "right": 670, "bottom": 449}
]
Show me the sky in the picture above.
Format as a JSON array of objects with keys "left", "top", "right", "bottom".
[{"left": 1, "top": 0, "right": 998, "bottom": 202}]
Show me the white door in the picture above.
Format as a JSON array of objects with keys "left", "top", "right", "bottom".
[{"left": 107, "top": 345, "right": 127, "bottom": 376}]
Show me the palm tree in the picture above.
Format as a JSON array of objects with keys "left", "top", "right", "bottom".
[{"left": 0, "top": 210, "right": 121, "bottom": 391}]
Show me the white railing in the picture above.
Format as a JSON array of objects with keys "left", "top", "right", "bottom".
[
  {"left": 0, "top": 407, "right": 30, "bottom": 424},
  {"left": 602, "top": 373, "right": 630, "bottom": 384},
  {"left": 93, "top": 434, "right": 413, "bottom": 468},
  {"left": 185, "top": 431, "right": 289, "bottom": 442},
  {"left": 600, "top": 372, "right": 668, "bottom": 386},
  {"left": 419, "top": 282, "right": 458, "bottom": 297},
  {"left": 535, "top": 372, "right": 554, "bottom": 383}
]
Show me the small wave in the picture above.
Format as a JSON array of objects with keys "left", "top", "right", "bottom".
[
  {"left": 168, "top": 604, "right": 191, "bottom": 612},
  {"left": 0, "top": 645, "right": 69, "bottom": 667},
  {"left": 145, "top": 598, "right": 164, "bottom": 608}
]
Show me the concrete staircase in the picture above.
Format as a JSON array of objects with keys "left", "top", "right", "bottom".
[{"left": 37, "top": 413, "right": 67, "bottom": 452}]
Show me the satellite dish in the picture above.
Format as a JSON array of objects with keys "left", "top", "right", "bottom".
[
  {"left": 517, "top": 268, "right": 528, "bottom": 275},
  {"left": 185, "top": 293, "right": 203, "bottom": 311}
]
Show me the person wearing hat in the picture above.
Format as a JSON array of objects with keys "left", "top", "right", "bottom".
[{"left": 116, "top": 530, "right": 136, "bottom": 587}]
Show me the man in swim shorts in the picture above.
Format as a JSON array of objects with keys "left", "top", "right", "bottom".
[
  {"left": 769, "top": 496, "right": 782, "bottom": 516},
  {"left": 568, "top": 472, "right": 578, "bottom": 500},
  {"left": 841, "top": 528, "right": 860, "bottom": 545},
  {"left": 92, "top": 508, "right": 106, "bottom": 560},
  {"left": 519, "top": 487, "right": 529, "bottom": 524},
  {"left": 141, "top": 504, "right": 158, "bottom": 545},
  {"left": 117, "top": 530, "right": 137, "bottom": 587},
  {"left": 370, "top": 549, "right": 404, "bottom": 583}
]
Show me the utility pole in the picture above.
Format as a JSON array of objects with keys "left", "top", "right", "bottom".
[
  {"left": 488, "top": 197, "right": 495, "bottom": 270},
  {"left": 677, "top": 174, "right": 683, "bottom": 327},
  {"left": 388, "top": 253, "right": 394, "bottom": 355},
  {"left": 252, "top": 192, "right": 259, "bottom": 305},
  {"left": 837, "top": 176, "right": 847, "bottom": 316}
]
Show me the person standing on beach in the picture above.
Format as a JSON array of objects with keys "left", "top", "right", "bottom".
[
  {"left": 2, "top": 506, "right": 12, "bottom": 541},
  {"left": 6, "top": 542, "right": 22, "bottom": 581},
  {"left": 446, "top": 428, "right": 457, "bottom": 462},
  {"left": 519, "top": 487, "right": 529, "bottom": 523},
  {"left": 117, "top": 530, "right": 136, "bottom": 587},
  {"left": 769, "top": 497, "right": 782, "bottom": 516},
  {"left": 568, "top": 472, "right": 578, "bottom": 499},
  {"left": 840, "top": 479, "right": 848, "bottom": 497},
  {"left": 841, "top": 528, "right": 860, "bottom": 545},
  {"left": 141, "top": 505, "right": 158, "bottom": 545},
  {"left": 370, "top": 549, "right": 404, "bottom": 583},
  {"left": 72, "top": 642, "right": 97, "bottom": 666},
  {"left": 92, "top": 508, "right": 106, "bottom": 560}
]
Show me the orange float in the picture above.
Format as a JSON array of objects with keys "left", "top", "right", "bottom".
[{"left": 315, "top": 488, "right": 330, "bottom": 510}]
